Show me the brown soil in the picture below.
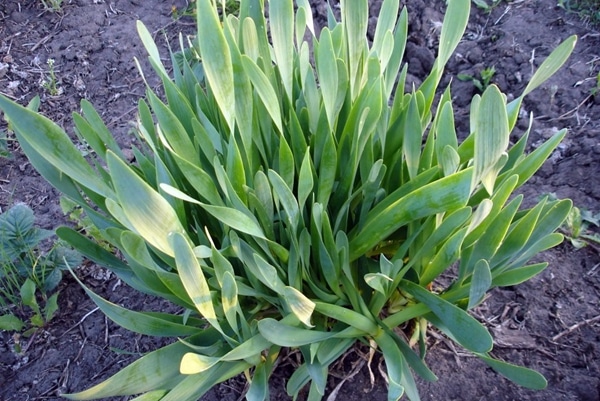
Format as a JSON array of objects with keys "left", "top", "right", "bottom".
[{"left": 0, "top": 1, "right": 599, "bottom": 400}]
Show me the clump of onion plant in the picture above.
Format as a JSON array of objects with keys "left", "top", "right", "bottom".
[{"left": 0, "top": 0, "right": 576, "bottom": 399}]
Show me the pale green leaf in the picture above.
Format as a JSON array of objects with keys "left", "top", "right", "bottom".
[
  {"left": 283, "top": 286, "right": 315, "bottom": 328},
  {"left": 468, "top": 260, "right": 492, "bottom": 309},
  {"left": 350, "top": 168, "right": 473, "bottom": 261},
  {"left": 197, "top": 0, "right": 235, "bottom": 129},
  {"left": 492, "top": 263, "right": 548, "bottom": 287},
  {"left": 474, "top": 85, "right": 509, "bottom": 194},
  {"left": 170, "top": 232, "right": 222, "bottom": 333},
  {"left": 401, "top": 280, "right": 493, "bottom": 353},
  {"left": 0, "top": 314, "right": 25, "bottom": 331},
  {"left": 258, "top": 318, "right": 336, "bottom": 347},
  {"left": 0, "top": 94, "right": 113, "bottom": 198},
  {"left": 107, "top": 152, "right": 186, "bottom": 257},
  {"left": 269, "top": 0, "right": 294, "bottom": 99},
  {"left": 241, "top": 55, "right": 283, "bottom": 133},
  {"left": 477, "top": 353, "right": 548, "bottom": 389}
]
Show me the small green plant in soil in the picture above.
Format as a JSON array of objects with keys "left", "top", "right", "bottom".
[
  {"left": 0, "top": 129, "right": 9, "bottom": 159},
  {"left": 41, "top": 58, "right": 61, "bottom": 96},
  {"left": 458, "top": 66, "right": 497, "bottom": 92},
  {"left": 60, "top": 196, "right": 113, "bottom": 251},
  {"left": 0, "top": 0, "right": 577, "bottom": 399},
  {"left": 40, "top": 0, "right": 63, "bottom": 12},
  {"left": 548, "top": 195, "right": 600, "bottom": 249},
  {"left": 171, "top": 0, "right": 240, "bottom": 19},
  {"left": 590, "top": 70, "right": 600, "bottom": 98},
  {"left": 558, "top": 0, "right": 600, "bottom": 25},
  {"left": 472, "top": 0, "right": 502, "bottom": 13},
  {"left": 0, "top": 204, "right": 81, "bottom": 335}
]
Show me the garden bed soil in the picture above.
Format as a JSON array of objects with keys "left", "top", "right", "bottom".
[{"left": 1, "top": 0, "right": 599, "bottom": 400}]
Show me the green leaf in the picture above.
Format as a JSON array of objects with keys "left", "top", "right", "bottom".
[
  {"left": 221, "top": 271, "right": 240, "bottom": 334},
  {"left": 468, "top": 260, "right": 492, "bottom": 309},
  {"left": 298, "top": 148, "right": 314, "bottom": 211},
  {"left": 63, "top": 336, "right": 210, "bottom": 399},
  {"left": 404, "top": 95, "right": 422, "bottom": 180},
  {"left": 241, "top": 55, "right": 283, "bottom": 133},
  {"left": 438, "top": 0, "right": 470, "bottom": 67},
  {"left": 341, "top": 0, "right": 368, "bottom": 98},
  {"left": 20, "top": 278, "right": 39, "bottom": 312},
  {"left": 44, "top": 292, "right": 60, "bottom": 322},
  {"left": 197, "top": 0, "right": 235, "bottom": 129},
  {"left": 161, "top": 184, "right": 266, "bottom": 240},
  {"left": 373, "top": 331, "right": 406, "bottom": 401},
  {"left": 474, "top": 85, "right": 509, "bottom": 194},
  {"left": 492, "top": 263, "right": 548, "bottom": 287},
  {"left": 401, "top": 280, "right": 493, "bottom": 353},
  {"left": 269, "top": 0, "right": 294, "bottom": 100},
  {"left": 71, "top": 270, "right": 199, "bottom": 336},
  {"left": 170, "top": 232, "right": 222, "bottom": 334},
  {"left": 476, "top": 353, "right": 548, "bottom": 389},
  {"left": 107, "top": 152, "right": 186, "bottom": 257},
  {"left": 317, "top": 28, "right": 339, "bottom": 128},
  {"left": 365, "top": 273, "right": 393, "bottom": 295},
  {"left": 283, "top": 286, "right": 316, "bottom": 328},
  {"left": 0, "top": 314, "right": 25, "bottom": 331},
  {"left": 350, "top": 168, "right": 473, "bottom": 261},
  {"left": 0, "top": 94, "right": 113, "bottom": 198},
  {"left": 258, "top": 318, "right": 336, "bottom": 347},
  {"left": 507, "top": 36, "right": 576, "bottom": 127},
  {"left": 268, "top": 169, "right": 300, "bottom": 231},
  {"left": 136, "top": 21, "right": 168, "bottom": 78}
]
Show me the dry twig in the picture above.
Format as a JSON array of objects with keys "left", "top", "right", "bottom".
[{"left": 552, "top": 314, "right": 600, "bottom": 341}]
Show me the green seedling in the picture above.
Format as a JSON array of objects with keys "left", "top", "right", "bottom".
[
  {"left": 42, "top": 59, "right": 61, "bottom": 96},
  {"left": 40, "top": 0, "right": 63, "bottom": 12},
  {"left": 0, "top": 204, "right": 81, "bottom": 335},
  {"left": 60, "top": 197, "right": 113, "bottom": 251},
  {"left": 458, "top": 66, "right": 497, "bottom": 92},
  {"left": 0, "top": 130, "right": 9, "bottom": 159},
  {"left": 590, "top": 71, "right": 600, "bottom": 97},
  {"left": 558, "top": 0, "right": 600, "bottom": 25},
  {"left": 563, "top": 205, "right": 600, "bottom": 249},
  {"left": 472, "top": 0, "right": 502, "bottom": 13}
]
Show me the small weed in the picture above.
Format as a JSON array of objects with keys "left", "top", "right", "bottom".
[
  {"left": 472, "top": 0, "right": 502, "bottom": 13},
  {"left": 0, "top": 130, "right": 10, "bottom": 159},
  {"left": 60, "top": 197, "right": 113, "bottom": 251},
  {"left": 41, "top": 59, "right": 61, "bottom": 96},
  {"left": 458, "top": 66, "right": 496, "bottom": 92},
  {"left": 0, "top": 204, "right": 81, "bottom": 335},
  {"left": 547, "top": 194, "right": 600, "bottom": 249},
  {"left": 171, "top": 0, "right": 239, "bottom": 19},
  {"left": 40, "top": 0, "right": 63, "bottom": 12},
  {"left": 590, "top": 71, "right": 600, "bottom": 97},
  {"left": 558, "top": 0, "right": 600, "bottom": 26}
]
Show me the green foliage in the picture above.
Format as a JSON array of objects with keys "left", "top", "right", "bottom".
[
  {"left": 558, "top": 0, "right": 600, "bottom": 25},
  {"left": 458, "top": 66, "right": 496, "bottom": 92},
  {"left": 60, "top": 196, "right": 113, "bottom": 251},
  {"left": 40, "top": 0, "right": 63, "bottom": 12},
  {"left": 590, "top": 71, "right": 600, "bottom": 97},
  {"left": 171, "top": 0, "right": 240, "bottom": 19},
  {"left": 0, "top": 130, "right": 9, "bottom": 159},
  {"left": 0, "top": 204, "right": 81, "bottom": 335},
  {"left": 472, "top": 0, "right": 502, "bottom": 13},
  {"left": 0, "top": 0, "right": 576, "bottom": 399},
  {"left": 42, "top": 59, "right": 61, "bottom": 97},
  {"left": 549, "top": 194, "right": 600, "bottom": 249}
]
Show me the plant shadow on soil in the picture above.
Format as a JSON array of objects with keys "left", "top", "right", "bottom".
[{"left": 0, "top": 0, "right": 599, "bottom": 400}]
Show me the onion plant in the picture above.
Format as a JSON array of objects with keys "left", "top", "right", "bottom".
[{"left": 0, "top": 0, "right": 576, "bottom": 399}]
